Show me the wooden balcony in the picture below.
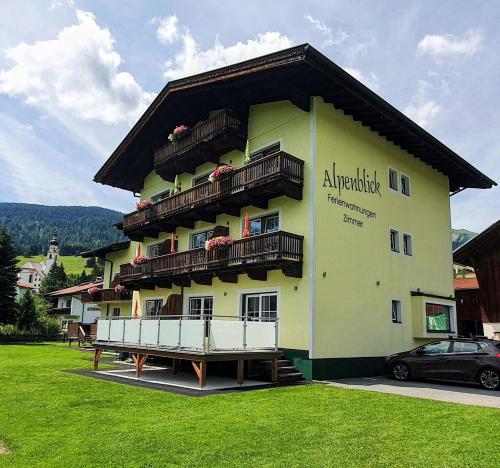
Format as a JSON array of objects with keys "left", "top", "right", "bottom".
[
  {"left": 119, "top": 231, "right": 303, "bottom": 289},
  {"left": 154, "top": 110, "right": 247, "bottom": 182},
  {"left": 123, "top": 152, "right": 304, "bottom": 241},
  {"left": 82, "top": 289, "right": 133, "bottom": 303}
]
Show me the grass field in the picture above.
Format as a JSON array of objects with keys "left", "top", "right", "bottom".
[
  {"left": 16, "top": 255, "right": 91, "bottom": 275},
  {"left": 0, "top": 344, "right": 499, "bottom": 467}
]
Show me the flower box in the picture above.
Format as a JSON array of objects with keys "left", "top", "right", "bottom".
[
  {"left": 168, "top": 125, "right": 190, "bottom": 143},
  {"left": 204, "top": 236, "right": 235, "bottom": 251},
  {"left": 114, "top": 285, "right": 127, "bottom": 294},
  {"left": 136, "top": 199, "right": 153, "bottom": 211},
  {"left": 208, "top": 165, "right": 235, "bottom": 183},
  {"left": 130, "top": 255, "right": 150, "bottom": 267}
]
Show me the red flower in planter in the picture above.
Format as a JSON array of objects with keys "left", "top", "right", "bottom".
[
  {"left": 114, "top": 285, "right": 127, "bottom": 293},
  {"left": 130, "top": 255, "right": 150, "bottom": 267},
  {"left": 136, "top": 199, "right": 153, "bottom": 211},
  {"left": 87, "top": 286, "right": 101, "bottom": 295}
]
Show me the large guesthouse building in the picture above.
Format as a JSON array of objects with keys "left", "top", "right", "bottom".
[{"left": 90, "top": 45, "right": 494, "bottom": 383}]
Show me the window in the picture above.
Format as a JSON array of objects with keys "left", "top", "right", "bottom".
[
  {"left": 66, "top": 299, "right": 71, "bottom": 308},
  {"left": 426, "top": 303, "right": 453, "bottom": 333},
  {"left": 388, "top": 168, "right": 398, "bottom": 191},
  {"left": 403, "top": 234, "right": 412, "bottom": 256},
  {"left": 250, "top": 143, "right": 280, "bottom": 163},
  {"left": 147, "top": 243, "right": 161, "bottom": 257},
  {"left": 29, "top": 274, "right": 33, "bottom": 283},
  {"left": 250, "top": 213, "right": 280, "bottom": 236},
  {"left": 452, "top": 341, "right": 479, "bottom": 353},
  {"left": 419, "top": 341, "right": 451, "bottom": 355},
  {"left": 390, "top": 229, "right": 400, "bottom": 253},
  {"left": 192, "top": 173, "right": 211, "bottom": 187},
  {"left": 112, "top": 307, "right": 120, "bottom": 317},
  {"left": 188, "top": 296, "right": 213, "bottom": 318},
  {"left": 243, "top": 292, "right": 278, "bottom": 320},
  {"left": 391, "top": 300, "right": 402, "bottom": 323},
  {"left": 401, "top": 174, "right": 411, "bottom": 196},
  {"left": 145, "top": 299, "right": 163, "bottom": 317},
  {"left": 151, "top": 189, "right": 171, "bottom": 203},
  {"left": 191, "top": 229, "right": 214, "bottom": 249}
]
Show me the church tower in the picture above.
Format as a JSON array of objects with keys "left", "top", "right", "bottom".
[{"left": 46, "top": 230, "right": 60, "bottom": 272}]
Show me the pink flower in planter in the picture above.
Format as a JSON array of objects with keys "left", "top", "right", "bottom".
[
  {"left": 208, "top": 165, "right": 235, "bottom": 183},
  {"left": 130, "top": 255, "right": 151, "bottom": 267},
  {"left": 114, "top": 285, "right": 127, "bottom": 293},
  {"left": 168, "top": 124, "right": 190, "bottom": 142},
  {"left": 87, "top": 286, "right": 101, "bottom": 295},
  {"left": 136, "top": 199, "right": 153, "bottom": 211},
  {"left": 204, "top": 235, "right": 235, "bottom": 251}
]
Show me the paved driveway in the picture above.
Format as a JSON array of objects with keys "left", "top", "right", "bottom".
[{"left": 323, "top": 376, "right": 500, "bottom": 409}]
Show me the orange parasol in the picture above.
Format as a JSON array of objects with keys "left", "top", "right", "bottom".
[
  {"left": 170, "top": 232, "right": 176, "bottom": 254},
  {"left": 242, "top": 212, "right": 250, "bottom": 238}
]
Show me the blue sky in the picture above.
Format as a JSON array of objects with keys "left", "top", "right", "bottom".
[{"left": 0, "top": 0, "right": 498, "bottom": 232}]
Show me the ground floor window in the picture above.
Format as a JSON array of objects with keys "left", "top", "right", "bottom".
[
  {"left": 188, "top": 296, "right": 213, "bottom": 318},
  {"left": 112, "top": 307, "right": 120, "bottom": 317},
  {"left": 145, "top": 299, "right": 163, "bottom": 317},
  {"left": 242, "top": 292, "right": 278, "bottom": 320},
  {"left": 426, "top": 303, "right": 452, "bottom": 333}
]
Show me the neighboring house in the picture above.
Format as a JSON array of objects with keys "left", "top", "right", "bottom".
[
  {"left": 47, "top": 282, "right": 103, "bottom": 330},
  {"left": 89, "top": 44, "right": 495, "bottom": 382},
  {"left": 18, "top": 231, "right": 60, "bottom": 292},
  {"left": 81, "top": 241, "right": 133, "bottom": 317},
  {"left": 15, "top": 281, "right": 35, "bottom": 299},
  {"left": 454, "top": 278, "right": 483, "bottom": 337},
  {"left": 454, "top": 220, "right": 500, "bottom": 340}
]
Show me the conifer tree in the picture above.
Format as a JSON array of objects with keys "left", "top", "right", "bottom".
[
  {"left": 40, "top": 263, "right": 68, "bottom": 302},
  {"left": 17, "top": 290, "right": 38, "bottom": 331},
  {"left": 0, "top": 228, "right": 19, "bottom": 324}
]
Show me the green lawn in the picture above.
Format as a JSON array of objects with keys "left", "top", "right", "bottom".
[
  {"left": 0, "top": 344, "right": 499, "bottom": 467},
  {"left": 16, "top": 255, "right": 91, "bottom": 275}
]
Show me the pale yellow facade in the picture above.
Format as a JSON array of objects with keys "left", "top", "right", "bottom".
[{"left": 101, "top": 97, "right": 457, "bottom": 377}]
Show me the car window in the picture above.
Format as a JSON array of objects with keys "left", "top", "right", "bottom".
[
  {"left": 419, "top": 341, "right": 451, "bottom": 355},
  {"left": 452, "top": 342, "right": 479, "bottom": 353}
]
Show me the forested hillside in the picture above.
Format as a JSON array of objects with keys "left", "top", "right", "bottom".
[
  {"left": 0, "top": 203, "right": 125, "bottom": 256},
  {"left": 451, "top": 228, "right": 477, "bottom": 251}
]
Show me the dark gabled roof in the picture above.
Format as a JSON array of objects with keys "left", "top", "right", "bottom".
[
  {"left": 453, "top": 220, "right": 500, "bottom": 266},
  {"left": 80, "top": 241, "right": 130, "bottom": 258},
  {"left": 94, "top": 43, "right": 496, "bottom": 193}
]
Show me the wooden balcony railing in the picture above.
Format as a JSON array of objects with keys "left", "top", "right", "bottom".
[
  {"left": 155, "top": 110, "right": 247, "bottom": 181},
  {"left": 120, "top": 231, "right": 303, "bottom": 285},
  {"left": 123, "top": 152, "right": 304, "bottom": 237},
  {"left": 82, "top": 289, "right": 132, "bottom": 303}
]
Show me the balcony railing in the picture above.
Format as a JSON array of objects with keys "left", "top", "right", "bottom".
[
  {"left": 154, "top": 110, "right": 247, "bottom": 181},
  {"left": 123, "top": 152, "right": 304, "bottom": 238},
  {"left": 82, "top": 289, "right": 133, "bottom": 303},
  {"left": 120, "top": 231, "right": 303, "bottom": 285},
  {"left": 95, "top": 315, "right": 278, "bottom": 353}
]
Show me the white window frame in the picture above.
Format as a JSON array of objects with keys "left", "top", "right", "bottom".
[
  {"left": 191, "top": 171, "right": 214, "bottom": 187},
  {"left": 391, "top": 299, "right": 402, "bottom": 324},
  {"left": 183, "top": 292, "right": 216, "bottom": 317},
  {"left": 403, "top": 232, "right": 413, "bottom": 256},
  {"left": 143, "top": 297, "right": 164, "bottom": 317},
  {"left": 237, "top": 287, "right": 281, "bottom": 321},
  {"left": 246, "top": 139, "right": 282, "bottom": 165},
  {"left": 151, "top": 189, "right": 171, "bottom": 204},
  {"left": 424, "top": 300, "right": 456, "bottom": 335},
  {"left": 388, "top": 167, "right": 399, "bottom": 192},
  {"left": 239, "top": 208, "right": 282, "bottom": 236},
  {"left": 390, "top": 228, "right": 400, "bottom": 253},
  {"left": 112, "top": 307, "right": 121, "bottom": 317},
  {"left": 400, "top": 173, "right": 411, "bottom": 197},
  {"left": 147, "top": 242, "right": 163, "bottom": 258},
  {"left": 189, "top": 227, "right": 216, "bottom": 250}
]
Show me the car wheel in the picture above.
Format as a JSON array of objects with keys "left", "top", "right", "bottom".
[
  {"left": 478, "top": 368, "right": 500, "bottom": 390},
  {"left": 392, "top": 362, "right": 410, "bottom": 381}
]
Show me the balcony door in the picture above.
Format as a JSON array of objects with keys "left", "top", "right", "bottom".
[
  {"left": 243, "top": 292, "right": 278, "bottom": 321},
  {"left": 188, "top": 296, "right": 214, "bottom": 319}
]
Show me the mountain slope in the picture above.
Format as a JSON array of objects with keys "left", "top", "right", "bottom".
[
  {"left": 0, "top": 203, "right": 125, "bottom": 256},
  {"left": 451, "top": 228, "right": 477, "bottom": 251}
]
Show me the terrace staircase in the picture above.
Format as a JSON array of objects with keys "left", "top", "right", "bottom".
[{"left": 252, "top": 355, "right": 305, "bottom": 383}]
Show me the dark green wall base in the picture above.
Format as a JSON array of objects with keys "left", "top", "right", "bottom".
[{"left": 281, "top": 349, "right": 385, "bottom": 381}]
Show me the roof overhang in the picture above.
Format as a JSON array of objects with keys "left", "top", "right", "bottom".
[
  {"left": 80, "top": 241, "right": 130, "bottom": 258},
  {"left": 453, "top": 220, "right": 500, "bottom": 266},
  {"left": 94, "top": 44, "right": 496, "bottom": 194}
]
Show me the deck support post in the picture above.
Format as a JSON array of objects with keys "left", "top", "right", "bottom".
[
  {"left": 172, "top": 358, "right": 178, "bottom": 375},
  {"left": 132, "top": 353, "right": 148, "bottom": 379},
  {"left": 93, "top": 348, "right": 102, "bottom": 371},
  {"left": 237, "top": 359, "right": 244, "bottom": 385},
  {"left": 271, "top": 357, "right": 278, "bottom": 383},
  {"left": 191, "top": 360, "right": 207, "bottom": 389}
]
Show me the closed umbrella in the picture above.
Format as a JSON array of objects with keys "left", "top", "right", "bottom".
[
  {"left": 242, "top": 211, "right": 250, "bottom": 238},
  {"left": 244, "top": 139, "right": 251, "bottom": 164},
  {"left": 133, "top": 300, "right": 138, "bottom": 318},
  {"left": 174, "top": 174, "right": 181, "bottom": 193},
  {"left": 170, "top": 232, "right": 176, "bottom": 254}
]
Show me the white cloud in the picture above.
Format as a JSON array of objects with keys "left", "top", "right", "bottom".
[
  {"left": 404, "top": 100, "right": 441, "bottom": 127},
  {"left": 304, "top": 14, "right": 348, "bottom": 47},
  {"left": 343, "top": 67, "right": 379, "bottom": 91},
  {"left": 49, "top": 0, "right": 75, "bottom": 10},
  {"left": 0, "top": 113, "right": 99, "bottom": 205},
  {"left": 151, "top": 15, "right": 179, "bottom": 45},
  {"left": 0, "top": 10, "right": 155, "bottom": 125},
  {"left": 162, "top": 31, "right": 294, "bottom": 80},
  {"left": 417, "top": 29, "right": 483, "bottom": 57}
]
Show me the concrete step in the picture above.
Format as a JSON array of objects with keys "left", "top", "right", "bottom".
[{"left": 278, "top": 372, "right": 305, "bottom": 383}]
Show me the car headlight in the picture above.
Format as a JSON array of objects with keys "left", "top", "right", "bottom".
[{"left": 385, "top": 354, "right": 397, "bottom": 360}]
